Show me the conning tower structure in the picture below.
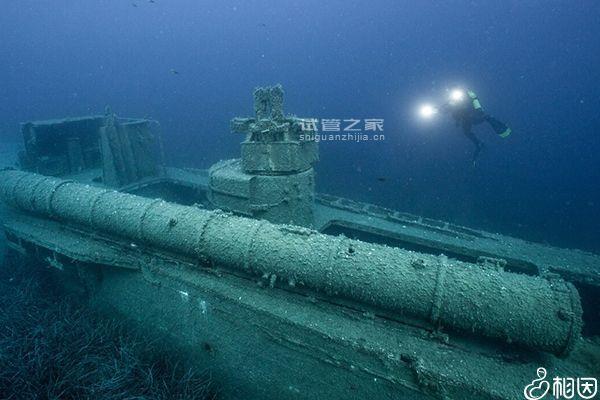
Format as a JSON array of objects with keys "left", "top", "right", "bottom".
[{"left": 208, "top": 85, "right": 318, "bottom": 226}]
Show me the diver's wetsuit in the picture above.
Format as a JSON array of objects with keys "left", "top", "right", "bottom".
[{"left": 447, "top": 94, "right": 510, "bottom": 162}]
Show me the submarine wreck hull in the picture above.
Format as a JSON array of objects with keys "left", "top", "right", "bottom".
[
  {"left": 0, "top": 169, "right": 594, "bottom": 400},
  {"left": 1, "top": 210, "right": 583, "bottom": 400}
]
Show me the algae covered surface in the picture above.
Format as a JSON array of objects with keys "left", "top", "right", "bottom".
[{"left": 0, "top": 254, "right": 216, "bottom": 399}]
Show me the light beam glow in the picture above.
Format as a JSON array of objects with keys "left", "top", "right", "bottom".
[
  {"left": 418, "top": 103, "right": 438, "bottom": 119},
  {"left": 449, "top": 88, "right": 465, "bottom": 103}
]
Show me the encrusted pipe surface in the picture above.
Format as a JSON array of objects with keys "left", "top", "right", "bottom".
[{"left": 0, "top": 169, "right": 583, "bottom": 356}]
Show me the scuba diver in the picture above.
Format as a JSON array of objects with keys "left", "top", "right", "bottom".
[
  {"left": 419, "top": 89, "right": 511, "bottom": 163},
  {"left": 442, "top": 89, "right": 511, "bottom": 163}
]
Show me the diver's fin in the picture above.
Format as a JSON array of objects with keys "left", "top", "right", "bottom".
[
  {"left": 472, "top": 142, "right": 485, "bottom": 166},
  {"left": 486, "top": 116, "right": 511, "bottom": 138},
  {"left": 498, "top": 127, "right": 511, "bottom": 138}
]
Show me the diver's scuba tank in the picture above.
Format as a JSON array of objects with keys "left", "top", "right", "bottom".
[{"left": 467, "top": 90, "right": 482, "bottom": 110}]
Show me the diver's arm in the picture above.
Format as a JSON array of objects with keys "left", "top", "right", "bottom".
[
  {"left": 439, "top": 102, "right": 452, "bottom": 114},
  {"left": 439, "top": 102, "right": 460, "bottom": 126}
]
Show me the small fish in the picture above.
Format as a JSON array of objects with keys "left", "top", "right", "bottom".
[
  {"left": 132, "top": 2, "right": 138, "bottom": 7},
  {"left": 149, "top": 0, "right": 155, "bottom": 2},
  {"left": 377, "top": 177, "right": 387, "bottom": 182},
  {"left": 170, "top": 69, "right": 179, "bottom": 75},
  {"left": 258, "top": 23, "right": 267, "bottom": 28}
]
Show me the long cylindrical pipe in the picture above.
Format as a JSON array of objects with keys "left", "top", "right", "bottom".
[{"left": 0, "top": 169, "right": 582, "bottom": 356}]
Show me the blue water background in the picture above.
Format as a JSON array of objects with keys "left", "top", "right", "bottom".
[{"left": 1, "top": 1, "right": 599, "bottom": 251}]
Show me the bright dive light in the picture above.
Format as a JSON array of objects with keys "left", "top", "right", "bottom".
[
  {"left": 419, "top": 103, "right": 438, "bottom": 119},
  {"left": 450, "top": 88, "right": 465, "bottom": 102}
]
